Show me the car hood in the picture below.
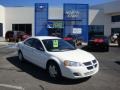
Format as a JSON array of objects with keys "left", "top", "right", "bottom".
[{"left": 47, "top": 49, "right": 96, "bottom": 63}]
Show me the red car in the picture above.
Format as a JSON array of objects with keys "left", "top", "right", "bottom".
[{"left": 5, "top": 31, "right": 30, "bottom": 42}]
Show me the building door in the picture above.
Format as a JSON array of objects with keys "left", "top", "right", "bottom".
[{"left": 0, "top": 23, "right": 3, "bottom": 37}]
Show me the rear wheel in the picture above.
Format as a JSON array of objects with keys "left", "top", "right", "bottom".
[{"left": 47, "top": 61, "right": 61, "bottom": 80}]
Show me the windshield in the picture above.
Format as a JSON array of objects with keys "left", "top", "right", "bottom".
[{"left": 42, "top": 39, "right": 76, "bottom": 52}]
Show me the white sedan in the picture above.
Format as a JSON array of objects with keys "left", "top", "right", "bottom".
[{"left": 18, "top": 36, "right": 99, "bottom": 79}]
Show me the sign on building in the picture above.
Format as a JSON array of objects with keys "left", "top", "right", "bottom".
[
  {"left": 73, "top": 28, "right": 82, "bottom": 34},
  {"left": 64, "top": 4, "right": 89, "bottom": 42}
]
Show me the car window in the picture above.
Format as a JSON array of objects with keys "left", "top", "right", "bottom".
[
  {"left": 42, "top": 39, "right": 76, "bottom": 52},
  {"left": 32, "top": 39, "right": 44, "bottom": 51},
  {"left": 24, "top": 38, "right": 33, "bottom": 47}
]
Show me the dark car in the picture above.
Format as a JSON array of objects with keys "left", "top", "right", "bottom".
[
  {"left": 88, "top": 35, "right": 109, "bottom": 51},
  {"left": 5, "top": 31, "right": 30, "bottom": 42}
]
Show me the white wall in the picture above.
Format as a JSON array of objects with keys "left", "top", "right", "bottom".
[
  {"left": 89, "top": 9, "right": 104, "bottom": 25},
  {"left": 89, "top": 9, "right": 111, "bottom": 36},
  {"left": 103, "top": 1, "right": 120, "bottom": 35},
  {"left": 104, "top": 1, "right": 120, "bottom": 14},
  {"left": 0, "top": 5, "right": 5, "bottom": 37},
  {"left": 0, "top": 5, "right": 5, "bottom": 23},
  {"left": 5, "top": 7, "right": 34, "bottom": 36},
  {"left": 90, "top": 0, "right": 120, "bottom": 36},
  {"left": 104, "top": 14, "right": 111, "bottom": 36}
]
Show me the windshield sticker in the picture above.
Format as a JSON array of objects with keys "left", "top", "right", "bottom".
[{"left": 53, "top": 40, "right": 58, "bottom": 48}]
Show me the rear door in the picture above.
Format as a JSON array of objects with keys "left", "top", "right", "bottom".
[{"left": 22, "top": 38, "right": 34, "bottom": 61}]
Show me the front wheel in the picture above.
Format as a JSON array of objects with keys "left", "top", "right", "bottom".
[
  {"left": 18, "top": 51, "right": 24, "bottom": 62},
  {"left": 47, "top": 62, "right": 61, "bottom": 80}
]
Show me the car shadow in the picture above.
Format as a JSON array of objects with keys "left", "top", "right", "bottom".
[
  {"left": 7, "top": 56, "right": 91, "bottom": 85},
  {"left": 81, "top": 46, "right": 108, "bottom": 52}
]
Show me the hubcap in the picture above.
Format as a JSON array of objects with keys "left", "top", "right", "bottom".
[{"left": 49, "top": 65, "right": 57, "bottom": 77}]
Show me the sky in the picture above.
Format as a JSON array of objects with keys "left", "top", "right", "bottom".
[{"left": 0, "top": 0, "right": 116, "bottom": 7}]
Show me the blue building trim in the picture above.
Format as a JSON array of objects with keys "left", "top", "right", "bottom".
[
  {"left": 86, "top": 4, "right": 89, "bottom": 42},
  {"left": 35, "top": 3, "right": 48, "bottom": 36},
  {"left": 63, "top": 4, "right": 89, "bottom": 42}
]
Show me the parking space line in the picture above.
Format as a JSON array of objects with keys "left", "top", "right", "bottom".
[{"left": 0, "top": 84, "right": 24, "bottom": 90}]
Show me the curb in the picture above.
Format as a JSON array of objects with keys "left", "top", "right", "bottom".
[
  {"left": 0, "top": 41, "right": 16, "bottom": 46},
  {"left": 81, "top": 42, "right": 118, "bottom": 47}
]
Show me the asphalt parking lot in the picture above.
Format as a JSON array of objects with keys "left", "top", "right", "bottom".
[{"left": 0, "top": 44, "right": 120, "bottom": 90}]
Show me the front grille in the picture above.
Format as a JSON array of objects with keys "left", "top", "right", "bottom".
[
  {"left": 83, "top": 60, "right": 97, "bottom": 70},
  {"left": 87, "top": 66, "right": 93, "bottom": 70},
  {"left": 92, "top": 60, "right": 97, "bottom": 63},
  {"left": 94, "top": 64, "right": 97, "bottom": 67},
  {"left": 83, "top": 61, "right": 92, "bottom": 66}
]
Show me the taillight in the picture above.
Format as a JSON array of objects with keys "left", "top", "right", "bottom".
[
  {"left": 94, "top": 39, "right": 104, "bottom": 43},
  {"left": 64, "top": 38, "right": 73, "bottom": 40}
]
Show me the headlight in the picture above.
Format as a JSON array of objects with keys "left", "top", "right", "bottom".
[{"left": 64, "top": 60, "right": 82, "bottom": 67}]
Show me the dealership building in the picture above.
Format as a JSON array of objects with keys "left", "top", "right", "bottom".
[{"left": 0, "top": 0, "right": 120, "bottom": 42}]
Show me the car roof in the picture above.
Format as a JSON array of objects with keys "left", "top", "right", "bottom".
[{"left": 30, "top": 36, "right": 61, "bottom": 40}]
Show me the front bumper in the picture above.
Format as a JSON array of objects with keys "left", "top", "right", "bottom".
[{"left": 61, "top": 61, "right": 99, "bottom": 79}]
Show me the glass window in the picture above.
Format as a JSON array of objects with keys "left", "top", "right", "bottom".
[
  {"left": 111, "top": 15, "right": 120, "bottom": 22},
  {"left": 14, "top": 24, "right": 19, "bottom": 31},
  {"left": 24, "top": 38, "right": 33, "bottom": 47},
  {"left": 111, "top": 28, "right": 120, "bottom": 34},
  {"left": 89, "top": 25, "right": 104, "bottom": 39},
  {"left": 19, "top": 24, "right": 25, "bottom": 32},
  {"left": 42, "top": 39, "right": 76, "bottom": 52},
  {"left": 12, "top": 24, "right": 32, "bottom": 35},
  {"left": 32, "top": 39, "right": 44, "bottom": 51},
  {"left": 26, "top": 24, "right": 32, "bottom": 35}
]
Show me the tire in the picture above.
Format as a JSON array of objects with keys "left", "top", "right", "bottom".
[
  {"left": 47, "top": 61, "right": 61, "bottom": 80},
  {"left": 104, "top": 46, "right": 109, "bottom": 52},
  {"left": 8, "top": 38, "right": 10, "bottom": 42},
  {"left": 5, "top": 38, "right": 9, "bottom": 42},
  {"left": 18, "top": 51, "right": 25, "bottom": 62}
]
